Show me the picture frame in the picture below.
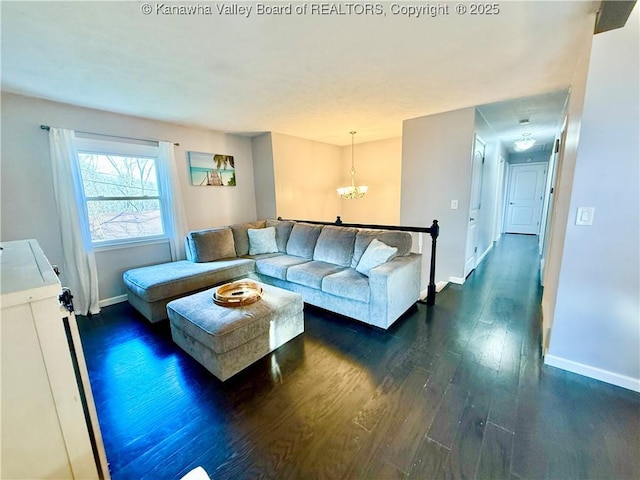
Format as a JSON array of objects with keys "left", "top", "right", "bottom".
[{"left": 188, "top": 151, "right": 236, "bottom": 186}]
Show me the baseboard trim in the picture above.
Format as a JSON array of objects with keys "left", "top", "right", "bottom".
[
  {"left": 99, "top": 294, "right": 128, "bottom": 308},
  {"left": 476, "top": 244, "right": 492, "bottom": 266},
  {"left": 449, "top": 276, "right": 464, "bottom": 285},
  {"left": 420, "top": 281, "right": 450, "bottom": 300},
  {"left": 544, "top": 354, "right": 640, "bottom": 392},
  {"left": 436, "top": 281, "right": 448, "bottom": 292}
]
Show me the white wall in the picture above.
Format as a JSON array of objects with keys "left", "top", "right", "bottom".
[
  {"left": 494, "top": 146, "right": 508, "bottom": 240},
  {"left": 401, "top": 107, "right": 476, "bottom": 287},
  {"left": 339, "top": 137, "right": 402, "bottom": 225},
  {"left": 541, "top": 24, "right": 594, "bottom": 354},
  {"left": 546, "top": 7, "right": 640, "bottom": 391},
  {"left": 1, "top": 92, "right": 258, "bottom": 301},
  {"left": 474, "top": 110, "right": 501, "bottom": 262},
  {"left": 508, "top": 149, "right": 552, "bottom": 164}
]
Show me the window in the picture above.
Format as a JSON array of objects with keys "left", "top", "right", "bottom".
[{"left": 74, "top": 137, "right": 168, "bottom": 246}]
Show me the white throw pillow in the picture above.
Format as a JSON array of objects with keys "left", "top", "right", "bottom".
[
  {"left": 248, "top": 227, "right": 278, "bottom": 255},
  {"left": 356, "top": 238, "right": 398, "bottom": 276}
]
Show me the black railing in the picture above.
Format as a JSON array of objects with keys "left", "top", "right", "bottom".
[{"left": 277, "top": 216, "right": 439, "bottom": 306}]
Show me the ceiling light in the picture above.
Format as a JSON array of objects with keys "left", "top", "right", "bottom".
[
  {"left": 337, "top": 131, "right": 368, "bottom": 200},
  {"left": 514, "top": 133, "right": 536, "bottom": 151}
]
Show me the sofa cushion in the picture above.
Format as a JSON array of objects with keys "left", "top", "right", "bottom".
[
  {"left": 255, "top": 255, "right": 310, "bottom": 280},
  {"left": 322, "top": 269, "right": 370, "bottom": 303},
  {"left": 123, "top": 259, "right": 255, "bottom": 302},
  {"left": 356, "top": 238, "right": 398, "bottom": 276},
  {"left": 266, "top": 220, "right": 295, "bottom": 253},
  {"left": 313, "top": 226, "right": 357, "bottom": 267},
  {"left": 230, "top": 221, "right": 266, "bottom": 256},
  {"left": 286, "top": 223, "right": 323, "bottom": 259},
  {"left": 188, "top": 227, "right": 236, "bottom": 262},
  {"left": 248, "top": 227, "right": 278, "bottom": 255},
  {"left": 286, "top": 261, "right": 346, "bottom": 289},
  {"left": 351, "top": 229, "right": 412, "bottom": 268}
]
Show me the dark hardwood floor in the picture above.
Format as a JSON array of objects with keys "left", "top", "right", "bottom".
[{"left": 78, "top": 234, "right": 640, "bottom": 480}]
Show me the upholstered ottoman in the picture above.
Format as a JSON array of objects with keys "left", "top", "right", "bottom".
[{"left": 167, "top": 281, "right": 304, "bottom": 381}]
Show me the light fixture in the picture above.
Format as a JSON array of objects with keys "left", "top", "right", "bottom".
[
  {"left": 337, "top": 131, "right": 368, "bottom": 199},
  {"left": 514, "top": 133, "right": 536, "bottom": 152}
]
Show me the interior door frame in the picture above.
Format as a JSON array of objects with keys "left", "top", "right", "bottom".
[{"left": 464, "top": 135, "right": 485, "bottom": 278}]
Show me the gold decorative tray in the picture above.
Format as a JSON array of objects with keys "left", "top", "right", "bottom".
[{"left": 213, "top": 281, "right": 263, "bottom": 307}]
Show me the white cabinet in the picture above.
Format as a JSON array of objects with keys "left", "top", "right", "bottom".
[{"left": 1, "top": 239, "right": 109, "bottom": 479}]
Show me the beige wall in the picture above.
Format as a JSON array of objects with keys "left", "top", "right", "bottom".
[
  {"left": 271, "top": 132, "right": 342, "bottom": 222},
  {"left": 339, "top": 137, "right": 402, "bottom": 225},
  {"left": 252, "top": 132, "right": 402, "bottom": 225},
  {"left": 1, "top": 92, "right": 258, "bottom": 301}
]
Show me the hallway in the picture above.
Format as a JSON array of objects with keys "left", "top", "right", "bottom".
[
  {"left": 78, "top": 234, "right": 640, "bottom": 479},
  {"left": 441, "top": 234, "right": 639, "bottom": 479}
]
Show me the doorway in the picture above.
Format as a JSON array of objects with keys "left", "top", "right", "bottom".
[
  {"left": 504, "top": 163, "right": 547, "bottom": 235},
  {"left": 464, "top": 136, "right": 485, "bottom": 277}
]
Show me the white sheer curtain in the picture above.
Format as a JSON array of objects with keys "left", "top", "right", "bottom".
[
  {"left": 49, "top": 128, "right": 100, "bottom": 315},
  {"left": 158, "top": 141, "right": 189, "bottom": 260}
]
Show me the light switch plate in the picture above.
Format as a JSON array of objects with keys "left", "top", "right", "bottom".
[
  {"left": 451, "top": 200, "right": 458, "bottom": 210},
  {"left": 576, "top": 207, "right": 595, "bottom": 226}
]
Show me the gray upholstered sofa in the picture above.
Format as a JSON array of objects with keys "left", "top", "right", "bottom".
[{"left": 123, "top": 219, "right": 422, "bottom": 329}]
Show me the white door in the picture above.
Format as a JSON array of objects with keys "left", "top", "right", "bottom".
[
  {"left": 464, "top": 137, "right": 485, "bottom": 277},
  {"left": 504, "top": 163, "right": 547, "bottom": 234}
]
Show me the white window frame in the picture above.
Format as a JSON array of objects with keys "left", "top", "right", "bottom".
[{"left": 73, "top": 136, "right": 172, "bottom": 249}]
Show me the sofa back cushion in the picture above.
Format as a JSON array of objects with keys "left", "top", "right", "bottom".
[
  {"left": 351, "top": 229, "right": 412, "bottom": 268},
  {"left": 266, "top": 219, "right": 295, "bottom": 253},
  {"left": 230, "top": 220, "right": 267, "bottom": 256},
  {"left": 286, "top": 223, "right": 323, "bottom": 259},
  {"left": 187, "top": 227, "right": 237, "bottom": 262},
  {"left": 313, "top": 226, "right": 357, "bottom": 267}
]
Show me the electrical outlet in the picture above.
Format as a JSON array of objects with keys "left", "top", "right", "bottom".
[{"left": 451, "top": 200, "right": 458, "bottom": 210}]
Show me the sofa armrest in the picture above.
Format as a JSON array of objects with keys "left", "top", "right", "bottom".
[{"left": 368, "top": 253, "right": 422, "bottom": 329}]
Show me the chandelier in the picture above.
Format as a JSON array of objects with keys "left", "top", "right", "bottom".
[
  {"left": 337, "top": 131, "right": 368, "bottom": 199},
  {"left": 514, "top": 133, "right": 536, "bottom": 152}
]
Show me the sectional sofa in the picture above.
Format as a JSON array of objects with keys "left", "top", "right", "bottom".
[{"left": 123, "top": 219, "right": 422, "bottom": 329}]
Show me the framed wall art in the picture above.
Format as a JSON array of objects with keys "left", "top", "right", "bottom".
[{"left": 188, "top": 151, "right": 236, "bottom": 186}]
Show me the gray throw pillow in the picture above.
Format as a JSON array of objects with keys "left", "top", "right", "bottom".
[
  {"left": 188, "top": 227, "right": 236, "bottom": 262},
  {"left": 248, "top": 227, "right": 278, "bottom": 255},
  {"left": 356, "top": 238, "right": 398, "bottom": 276},
  {"left": 286, "top": 223, "right": 323, "bottom": 259}
]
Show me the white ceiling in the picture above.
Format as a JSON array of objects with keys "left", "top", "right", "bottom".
[
  {"left": 1, "top": 1, "right": 597, "bottom": 146},
  {"left": 478, "top": 89, "right": 569, "bottom": 153}
]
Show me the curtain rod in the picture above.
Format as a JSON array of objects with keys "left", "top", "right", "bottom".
[{"left": 40, "top": 125, "right": 180, "bottom": 147}]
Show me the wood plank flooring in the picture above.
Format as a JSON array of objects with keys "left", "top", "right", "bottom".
[{"left": 77, "top": 234, "right": 640, "bottom": 479}]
